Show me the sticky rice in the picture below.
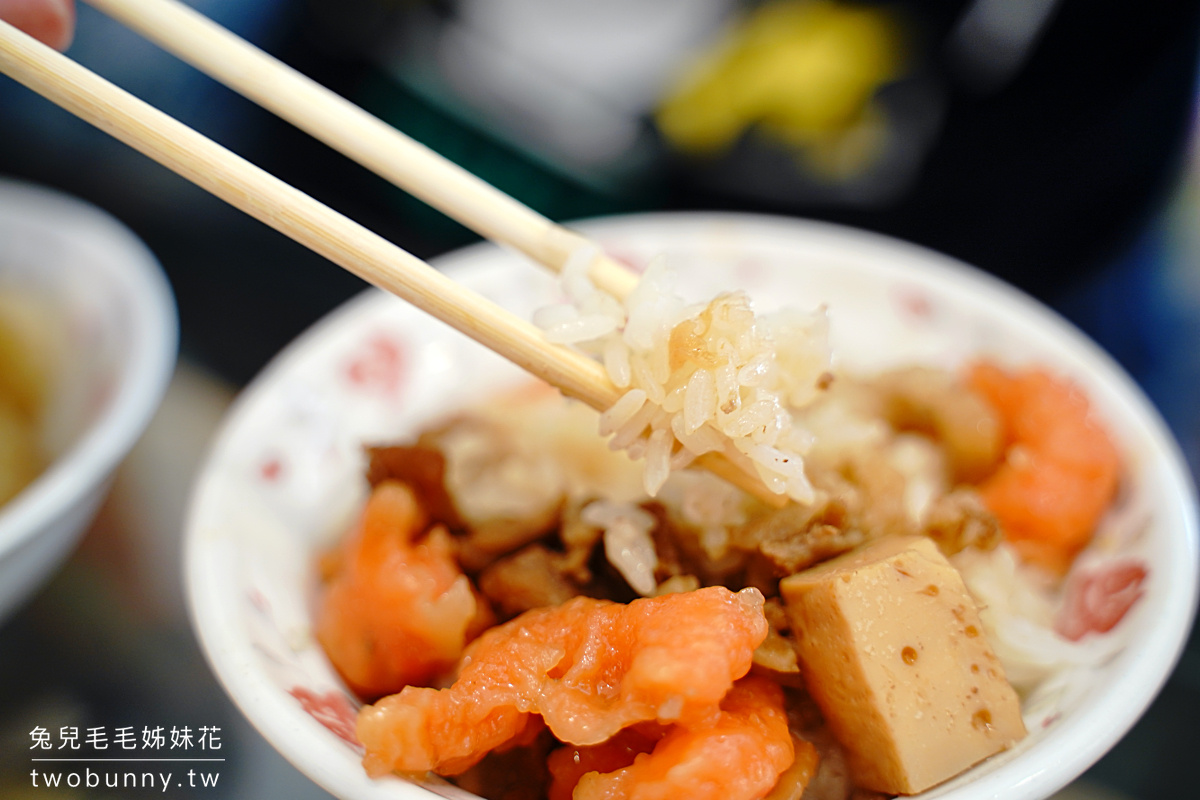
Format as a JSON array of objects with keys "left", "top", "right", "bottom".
[{"left": 534, "top": 247, "right": 831, "bottom": 502}]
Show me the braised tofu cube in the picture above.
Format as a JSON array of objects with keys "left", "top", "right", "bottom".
[{"left": 780, "top": 536, "right": 1025, "bottom": 795}]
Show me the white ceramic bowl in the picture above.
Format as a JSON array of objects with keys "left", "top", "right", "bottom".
[
  {"left": 185, "top": 213, "right": 1198, "bottom": 800},
  {"left": 0, "top": 178, "right": 177, "bottom": 623}
]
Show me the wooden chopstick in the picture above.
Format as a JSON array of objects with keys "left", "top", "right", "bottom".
[
  {"left": 0, "top": 20, "right": 618, "bottom": 409},
  {"left": 80, "top": 0, "right": 641, "bottom": 301},
  {"left": 0, "top": 19, "right": 783, "bottom": 507}
]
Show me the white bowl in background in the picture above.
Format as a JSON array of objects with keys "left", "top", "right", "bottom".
[
  {"left": 185, "top": 212, "right": 1197, "bottom": 800},
  {"left": 0, "top": 178, "right": 177, "bottom": 623}
]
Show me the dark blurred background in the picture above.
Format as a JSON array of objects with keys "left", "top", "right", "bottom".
[
  {"left": 1, "top": 0, "right": 1197, "bottom": 385},
  {"left": 1, "top": 1, "right": 1198, "bottom": 797}
]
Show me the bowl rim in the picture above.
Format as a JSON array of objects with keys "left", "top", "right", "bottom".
[
  {"left": 0, "top": 178, "right": 178, "bottom": 556},
  {"left": 184, "top": 210, "right": 1199, "bottom": 800}
]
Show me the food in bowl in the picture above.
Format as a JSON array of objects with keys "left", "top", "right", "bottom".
[
  {"left": 312, "top": 258, "right": 1145, "bottom": 800},
  {"left": 184, "top": 213, "right": 1196, "bottom": 800},
  {"left": 0, "top": 177, "right": 177, "bottom": 624}
]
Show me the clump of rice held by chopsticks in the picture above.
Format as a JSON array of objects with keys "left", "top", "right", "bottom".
[{"left": 534, "top": 247, "right": 832, "bottom": 503}]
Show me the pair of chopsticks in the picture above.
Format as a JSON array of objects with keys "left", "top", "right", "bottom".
[{"left": 0, "top": 0, "right": 782, "bottom": 506}]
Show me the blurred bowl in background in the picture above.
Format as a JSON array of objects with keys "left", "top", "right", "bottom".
[
  {"left": 0, "top": 178, "right": 177, "bottom": 624},
  {"left": 185, "top": 213, "right": 1196, "bottom": 800}
]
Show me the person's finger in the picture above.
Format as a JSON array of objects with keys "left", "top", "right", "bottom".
[{"left": 0, "top": 0, "right": 75, "bottom": 51}]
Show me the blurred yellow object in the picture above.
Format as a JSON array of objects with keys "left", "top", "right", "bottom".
[
  {"left": 0, "top": 289, "right": 60, "bottom": 507},
  {"left": 0, "top": 291, "right": 56, "bottom": 418},
  {"left": 0, "top": 395, "right": 40, "bottom": 507},
  {"left": 656, "top": 0, "right": 904, "bottom": 178}
]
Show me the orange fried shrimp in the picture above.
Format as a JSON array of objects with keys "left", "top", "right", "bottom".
[
  {"left": 551, "top": 678, "right": 803, "bottom": 800},
  {"left": 968, "top": 362, "right": 1120, "bottom": 574},
  {"left": 357, "top": 586, "right": 769, "bottom": 777},
  {"left": 316, "top": 481, "right": 480, "bottom": 699}
]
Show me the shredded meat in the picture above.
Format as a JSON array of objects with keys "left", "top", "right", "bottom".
[
  {"left": 923, "top": 488, "right": 1002, "bottom": 554},
  {"left": 751, "top": 627, "right": 803, "bottom": 688},
  {"left": 732, "top": 494, "right": 864, "bottom": 575},
  {"left": 366, "top": 443, "right": 461, "bottom": 528},
  {"left": 370, "top": 416, "right": 566, "bottom": 573},
  {"left": 871, "top": 366, "right": 1003, "bottom": 484},
  {"left": 752, "top": 598, "right": 803, "bottom": 685},
  {"left": 478, "top": 545, "right": 581, "bottom": 619},
  {"left": 816, "top": 453, "right": 913, "bottom": 542},
  {"left": 558, "top": 497, "right": 602, "bottom": 583}
]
